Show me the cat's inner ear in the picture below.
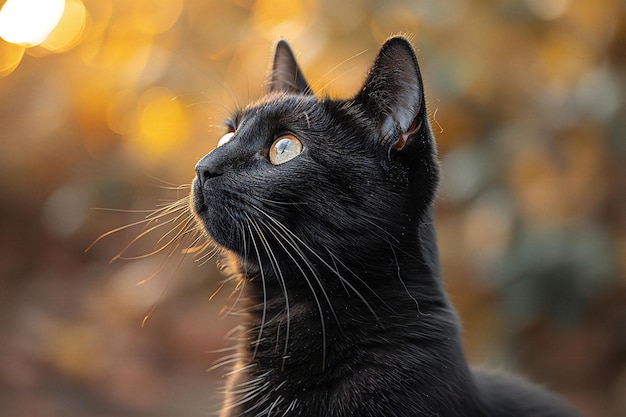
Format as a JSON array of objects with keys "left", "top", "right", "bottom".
[
  {"left": 356, "top": 36, "right": 425, "bottom": 151},
  {"left": 268, "top": 40, "right": 312, "bottom": 95}
]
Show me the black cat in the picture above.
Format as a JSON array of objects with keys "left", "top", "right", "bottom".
[{"left": 192, "top": 36, "right": 581, "bottom": 417}]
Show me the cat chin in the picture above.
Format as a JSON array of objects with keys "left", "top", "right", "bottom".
[
  {"left": 195, "top": 215, "right": 236, "bottom": 255},
  {"left": 191, "top": 178, "right": 229, "bottom": 249},
  {"left": 192, "top": 177, "right": 256, "bottom": 261},
  {"left": 191, "top": 178, "right": 206, "bottom": 215}
]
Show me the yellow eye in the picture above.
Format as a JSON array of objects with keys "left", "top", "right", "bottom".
[
  {"left": 269, "top": 134, "right": 303, "bottom": 165},
  {"left": 217, "top": 132, "right": 234, "bottom": 147}
]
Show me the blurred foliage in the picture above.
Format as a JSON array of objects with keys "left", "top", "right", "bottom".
[{"left": 0, "top": 0, "right": 625, "bottom": 416}]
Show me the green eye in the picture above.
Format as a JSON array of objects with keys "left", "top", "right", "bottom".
[
  {"left": 269, "top": 134, "right": 302, "bottom": 165},
  {"left": 217, "top": 132, "right": 234, "bottom": 147}
]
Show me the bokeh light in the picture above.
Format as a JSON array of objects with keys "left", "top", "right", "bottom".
[
  {"left": 253, "top": 0, "right": 317, "bottom": 38},
  {"left": 42, "top": 0, "right": 87, "bottom": 53},
  {"left": 0, "top": 0, "right": 89, "bottom": 77},
  {"left": 0, "top": 0, "right": 65, "bottom": 46},
  {"left": 135, "top": 86, "right": 188, "bottom": 160},
  {"left": 131, "top": 0, "right": 184, "bottom": 35},
  {"left": 526, "top": 0, "right": 571, "bottom": 20},
  {"left": 0, "top": 39, "right": 25, "bottom": 77}
]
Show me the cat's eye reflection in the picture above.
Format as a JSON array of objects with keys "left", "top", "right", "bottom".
[
  {"left": 217, "top": 132, "right": 234, "bottom": 147},
  {"left": 269, "top": 134, "right": 302, "bottom": 165}
]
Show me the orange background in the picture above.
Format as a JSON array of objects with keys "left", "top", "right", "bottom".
[{"left": 1, "top": 1, "right": 625, "bottom": 416}]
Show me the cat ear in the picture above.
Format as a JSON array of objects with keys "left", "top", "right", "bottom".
[
  {"left": 268, "top": 40, "right": 312, "bottom": 95},
  {"left": 355, "top": 36, "right": 425, "bottom": 150}
]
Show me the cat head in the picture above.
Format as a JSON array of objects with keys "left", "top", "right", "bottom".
[{"left": 192, "top": 36, "right": 439, "bottom": 270}]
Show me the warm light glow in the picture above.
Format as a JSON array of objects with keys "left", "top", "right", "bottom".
[
  {"left": 253, "top": 0, "right": 316, "bottom": 37},
  {"left": 134, "top": 87, "right": 187, "bottom": 159},
  {"left": 132, "top": 0, "right": 184, "bottom": 35},
  {"left": 0, "top": 0, "right": 65, "bottom": 46},
  {"left": 0, "top": 40, "right": 25, "bottom": 77},
  {"left": 526, "top": 0, "right": 570, "bottom": 20},
  {"left": 42, "top": 0, "right": 87, "bottom": 53},
  {"left": 106, "top": 89, "right": 137, "bottom": 135}
]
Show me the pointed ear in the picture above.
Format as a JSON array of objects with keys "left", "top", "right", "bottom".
[
  {"left": 267, "top": 40, "right": 312, "bottom": 95},
  {"left": 355, "top": 36, "right": 425, "bottom": 150}
]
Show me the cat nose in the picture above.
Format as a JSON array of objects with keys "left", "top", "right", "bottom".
[{"left": 195, "top": 152, "right": 223, "bottom": 185}]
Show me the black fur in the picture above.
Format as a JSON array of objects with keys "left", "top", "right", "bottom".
[{"left": 193, "top": 36, "right": 581, "bottom": 417}]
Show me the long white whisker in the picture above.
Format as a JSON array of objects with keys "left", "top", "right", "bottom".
[
  {"left": 258, "top": 215, "right": 332, "bottom": 369},
  {"left": 247, "top": 214, "right": 292, "bottom": 371},
  {"left": 313, "top": 49, "right": 368, "bottom": 94},
  {"left": 244, "top": 215, "right": 269, "bottom": 361},
  {"left": 388, "top": 236, "right": 426, "bottom": 317},
  {"left": 324, "top": 249, "right": 385, "bottom": 324},
  {"left": 117, "top": 215, "right": 198, "bottom": 261}
]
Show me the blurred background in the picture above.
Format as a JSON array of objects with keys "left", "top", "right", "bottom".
[{"left": 1, "top": 0, "right": 625, "bottom": 416}]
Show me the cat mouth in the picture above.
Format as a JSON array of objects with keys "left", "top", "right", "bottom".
[
  {"left": 191, "top": 177, "right": 235, "bottom": 251},
  {"left": 192, "top": 178, "right": 208, "bottom": 215},
  {"left": 191, "top": 178, "right": 225, "bottom": 248}
]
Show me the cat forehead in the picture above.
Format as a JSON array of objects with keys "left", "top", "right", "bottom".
[
  {"left": 237, "top": 94, "right": 370, "bottom": 136},
  {"left": 240, "top": 93, "right": 322, "bottom": 121}
]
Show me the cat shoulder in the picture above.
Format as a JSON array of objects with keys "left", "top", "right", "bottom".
[{"left": 473, "top": 368, "right": 582, "bottom": 417}]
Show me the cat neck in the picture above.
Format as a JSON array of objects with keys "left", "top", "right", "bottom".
[
  {"left": 222, "top": 206, "right": 482, "bottom": 417},
  {"left": 240, "top": 204, "right": 452, "bottom": 332}
]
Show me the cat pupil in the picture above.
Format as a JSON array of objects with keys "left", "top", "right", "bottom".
[
  {"left": 276, "top": 139, "right": 290, "bottom": 154},
  {"left": 269, "top": 134, "right": 302, "bottom": 165}
]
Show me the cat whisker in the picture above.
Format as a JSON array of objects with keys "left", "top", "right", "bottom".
[
  {"left": 261, "top": 218, "right": 332, "bottom": 363},
  {"left": 262, "top": 207, "right": 387, "bottom": 330},
  {"left": 302, "top": 111, "right": 311, "bottom": 129},
  {"left": 133, "top": 252, "right": 177, "bottom": 287},
  {"left": 431, "top": 106, "right": 444, "bottom": 134},
  {"left": 250, "top": 206, "right": 341, "bottom": 369},
  {"left": 146, "top": 176, "right": 192, "bottom": 191},
  {"left": 89, "top": 191, "right": 217, "bottom": 326},
  {"left": 180, "top": 235, "right": 211, "bottom": 254},
  {"left": 222, "top": 324, "right": 246, "bottom": 344},
  {"left": 107, "top": 218, "right": 182, "bottom": 263},
  {"left": 244, "top": 215, "right": 270, "bottom": 362},
  {"left": 139, "top": 259, "right": 179, "bottom": 327},
  {"left": 85, "top": 215, "right": 171, "bottom": 253},
  {"left": 360, "top": 215, "right": 401, "bottom": 244},
  {"left": 222, "top": 378, "right": 274, "bottom": 413},
  {"left": 225, "top": 361, "right": 256, "bottom": 377},
  {"left": 206, "top": 340, "right": 238, "bottom": 354},
  {"left": 246, "top": 213, "right": 292, "bottom": 370},
  {"left": 115, "top": 213, "right": 199, "bottom": 262},
  {"left": 265, "top": 396, "right": 282, "bottom": 417},
  {"left": 147, "top": 199, "right": 191, "bottom": 219},
  {"left": 89, "top": 207, "right": 163, "bottom": 214},
  {"left": 208, "top": 356, "right": 241, "bottom": 373},
  {"left": 223, "top": 275, "right": 248, "bottom": 318},
  {"left": 254, "top": 195, "right": 309, "bottom": 206},
  {"left": 115, "top": 216, "right": 197, "bottom": 261},
  {"left": 193, "top": 245, "right": 220, "bottom": 266},
  {"left": 316, "top": 66, "right": 363, "bottom": 97},
  {"left": 138, "top": 226, "right": 201, "bottom": 285},
  {"left": 87, "top": 196, "right": 191, "bottom": 253},
  {"left": 313, "top": 49, "right": 368, "bottom": 95},
  {"left": 387, "top": 237, "right": 427, "bottom": 318},
  {"left": 223, "top": 381, "right": 271, "bottom": 411},
  {"left": 154, "top": 213, "right": 197, "bottom": 247},
  {"left": 324, "top": 249, "right": 385, "bottom": 324},
  {"left": 222, "top": 221, "right": 251, "bottom": 318}
]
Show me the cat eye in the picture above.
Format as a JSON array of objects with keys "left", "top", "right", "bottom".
[
  {"left": 217, "top": 132, "right": 235, "bottom": 147},
  {"left": 269, "top": 134, "right": 302, "bottom": 165}
]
